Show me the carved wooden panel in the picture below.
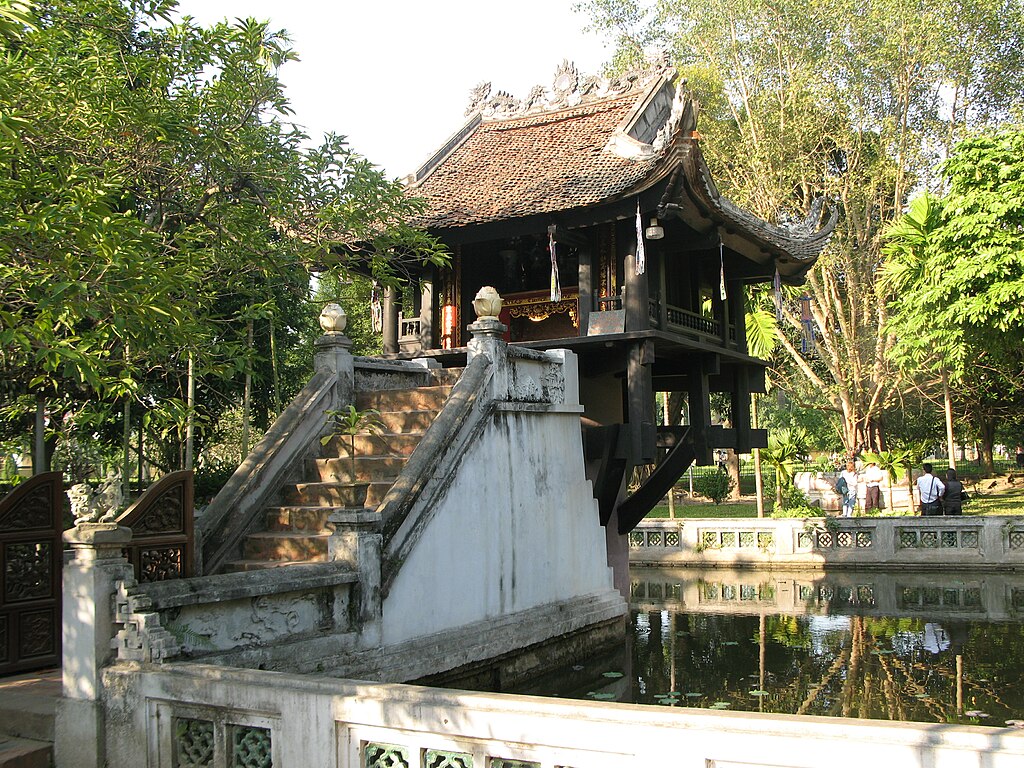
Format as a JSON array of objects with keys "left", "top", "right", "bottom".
[
  {"left": 0, "top": 472, "right": 63, "bottom": 676},
  {"left": 118, "top": 470, "right": 194, "bottom": 583}
]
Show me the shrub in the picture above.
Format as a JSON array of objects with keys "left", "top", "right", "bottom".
[{"left": 694, "top": 470, "right": 734, "bottom": 505}]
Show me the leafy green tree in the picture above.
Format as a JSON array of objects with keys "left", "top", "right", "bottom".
[
  {"left": 0, "top": 0, "right": 447, "bottom": 473},
  {"left": 882, "top": 128, "right": 1024, "bottom": 472},
  {"left": 760, "top": 427, "right": 809, "bottom": 508}
]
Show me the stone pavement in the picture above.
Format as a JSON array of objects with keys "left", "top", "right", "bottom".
[{"left": 0, "top": 668, "right": 59, "bottom": 767}]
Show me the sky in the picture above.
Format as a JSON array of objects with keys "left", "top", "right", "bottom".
[{"left": 172, "top": 0, "right": 614, "bottom": 179}]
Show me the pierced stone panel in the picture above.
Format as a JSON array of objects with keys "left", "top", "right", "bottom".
[
  {"left": 941, "top": 531, "right": 959, "bottom": 548},
  {"left": 628, "top": 531, "right": 644, "bottom": 548},
  {"left": 701, "top": 531, "right": 717, "bottom": 549},
  {"left": 797, "top": 532, "right": 812, "bottom": 549},
  {"left": 231, "top": 725, "right": 271, "bottom": 768},
  {"left": 4, "top": 542, "right": 52, "bottom": 602},
  {"left": 961, "top": 530, "right": 980, "bottom": 548},
  {"left": 1009, "top": 530, "right": 1024, "bottom": 550},
  {"left": 738, "top": 531, "right": 755, "bottom": 548},
  {"left": 664, "top": 531, "right": 679, "bottom": 547},
  {"left": 721, "top": 531, "right": 737, "bottom": 548},
  {"left": 757, "top": 532, "right": 774, "bottom": 549},
  {"left": 646, "top": 531, "right": 663, "bottom": 547},
  {"left": 817, "top": 531, "right": 834, "bottom": 549},
  {"left": 426, "top": 749, "right": 473, "bottom": 768},
  {"left": 836, "top": 531, "right": 853, "bottom": 548},
  {"left": 899, "top": 530, "right": 917, "bottom": 549},
  {"left": 856, "top": 531, "right": 872, "bottom": 548},
  {"left": 365, "top": 743, "right": 410, "bottom": 768},
  {"left": 490, "top": 759, "right": 540, "bottom": 768},
  {"left": 920, "top": 531, "right": 939, "bottom": 548},
  {"left": 174, "top": 718, "right": 214, "bottom": 768}
]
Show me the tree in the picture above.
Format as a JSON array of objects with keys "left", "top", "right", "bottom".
[
  {"left": 581, "top": 0, "right": 1024, "bottom": 454},
  {"left": 882, "top": 128, "right": 1024, "bottom": 472},
  {"left": 0, "top": 0, "right": 447, "bottom": 473}
]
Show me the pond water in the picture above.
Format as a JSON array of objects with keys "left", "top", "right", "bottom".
[{"left": 515, "top": 567, "right": 1024, "bottom": 726}]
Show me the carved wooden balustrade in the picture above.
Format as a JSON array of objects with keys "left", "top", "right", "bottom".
[
  {"left": 117, "top": 470, "right": 194, "bottom": 583},
  {"left": 0, "top": 471, "right": 63, "bottom": 676}
]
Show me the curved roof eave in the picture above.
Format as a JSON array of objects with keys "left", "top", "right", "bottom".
[{"left": 659, "top": 136, "right": 838, "bottom": 285}]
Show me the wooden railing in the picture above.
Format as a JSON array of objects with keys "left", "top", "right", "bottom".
[{"left": 117, "top": 470, "right": 194, "bottom": 582}]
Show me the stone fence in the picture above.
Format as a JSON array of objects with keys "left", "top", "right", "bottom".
[
  {"left": 97, "top": 661, "right": 1024, "bottom": 768},
  {"left": 628, "top": 515, "right": 1024, "bottom": 569}
]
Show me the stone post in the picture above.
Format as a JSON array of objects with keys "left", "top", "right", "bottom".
[
  {"left": 315, "top": 302, "right": 355, "bottom": 408},
  {"left": 56, "top": 523, "right": 134, "bottom": 768},
  {"left": 467, "top": 287, "right": 509, "bottom": 398}
]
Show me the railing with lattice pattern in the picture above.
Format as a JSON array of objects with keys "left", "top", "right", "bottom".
[
  {"left": 628, "top": 528, "right": 681, "bottom": 548},
  {"left": 698, "top": 529, "right": 774, "bottom": 551},
  {"left": 897, "top": 528, "right": 980, "bottom": 549},
  {"left": 797, "top": 528, "right": 874, "bottom": 550}
]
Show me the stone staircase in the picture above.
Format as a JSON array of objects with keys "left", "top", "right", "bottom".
[
  {"left": 0, "top": 669, "right": 58, "bottom": 768},
  {"left": 225, "top": 369, "right": 461, "bottom": 572}
]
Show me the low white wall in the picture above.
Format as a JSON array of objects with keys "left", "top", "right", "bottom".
[
  {"left": 100, "top": 662, "right": 1024, "bottom": 768},
  {"left": 383, "top": 349, "right": 621, "bottom": 646},
  {"left": 629, "top": 515, "right": 1024, "bottom": 568}
]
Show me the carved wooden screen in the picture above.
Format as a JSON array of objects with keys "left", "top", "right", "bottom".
[
  {"left": 0, "top": 472, "right": 63, "bottom": 676},
  {"left": 117, "top": 470, "right": 194, "bottom": 583}
]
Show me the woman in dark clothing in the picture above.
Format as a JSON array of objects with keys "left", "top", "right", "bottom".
[{"left": 941, "top": 468, "right": 968, "bottom": 515}]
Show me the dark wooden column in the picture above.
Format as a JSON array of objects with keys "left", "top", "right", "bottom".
[
  {"left": 419, "top": 278, "right": 435, "bottom": 350},
  {"left": 578, "top": 244, "right": 592, "bottom": 336},
  {"left": 627, "top": 339, "right": 656, "bottom": 463},
  {"left": 687, "top": 354, "right": 716, "bottom": 465},
  {"left": 657, "top": 251, "right": 669, "bottom": 330},
  {"left": 729, "top": 279, "right": 747, "bottom": 353},
  {"left": 624, "top": 227, "right": 649, "bottom": 333},
  {"left": 382, "top": 285, "right": 399, "bottom": 354}
]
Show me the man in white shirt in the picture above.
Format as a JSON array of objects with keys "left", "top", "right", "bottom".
[
  {"left": 916, "top": 463, "right": 945, "bottom": 516},
  {"left": 864, "top": 461, "right": 884, "bottom": 512}
]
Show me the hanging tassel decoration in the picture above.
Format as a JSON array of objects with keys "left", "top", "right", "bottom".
[
  {"left": 719, "top": 240, "right": 727, "bottom": 300},
  {"left": 773, "top": 268, "right": 783, "bottom": 323},
  {"left": 549, "top": 230, "right": 561, "bottom": 302},
  {"left": 635, "top": 200, "right": 647, "bottom": 275}
]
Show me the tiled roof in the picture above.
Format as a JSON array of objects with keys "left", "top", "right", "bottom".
[{"left": 409, "top": 93, "right": 663, "bottom": 229}]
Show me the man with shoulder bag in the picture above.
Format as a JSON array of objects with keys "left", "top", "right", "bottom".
[{"left": 916, "top": 463, "right": 945, "bottom": 516}]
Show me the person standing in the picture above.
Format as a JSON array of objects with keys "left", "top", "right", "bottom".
[
  {"left": 916, "top": 463, "right": 945, "bottom": 516},
  {"left": 863, "top": 460, "right": 884, "bottom": 512},
  {"left": 941, "top": 468, "right": 969, "bottom": 516},
  {"left": 840, "top": 461, "right": 859, "bottom": 517}
]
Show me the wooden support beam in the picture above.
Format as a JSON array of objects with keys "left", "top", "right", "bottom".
[
  {"left": 578, "top": 242, "right": 592, "bottom": 336},
  {"left": 627, "top": 340, "right": 656, "bottom": 463}
]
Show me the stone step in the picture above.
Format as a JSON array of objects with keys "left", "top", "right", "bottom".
[
  {"left": 355, "top": 385, "right": 453, "bottom": 412},
  {"left": 242, "top": 531, "right": 330, "bottom": 562},
  {"left": 280, "top": 482, "right": 368, "bottom": 508},
  {"left": 0, "top": 675, "right": 57, "bottom": 744},
  {"left": 265, "top": 506, "right": 334, "bottom": 533},
  {"left": 431, "top": 367, "right": 464, "bottom": 386},
  {"left": 364, "top": 481, "right": 395, "bottom": 508},
  {"left": 0, "top": 736, "right": 51, "bottom": 768},
  {"left": 308, "top": 456, "right": 405, "bottom": 483},
  {"left": 373, "top": 409, "right": 439, "bottom": 433},
  {"left": 325, "top": 432, "right": 423, "bottom": 458}
]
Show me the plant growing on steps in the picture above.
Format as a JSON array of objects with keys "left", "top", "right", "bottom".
[{"left": 322, "top": 405, "right": 384, "bottom": 478}]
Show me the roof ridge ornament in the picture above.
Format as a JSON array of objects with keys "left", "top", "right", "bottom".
[{"left": 464, "top": 58, "right": 674, "bottom": 121}]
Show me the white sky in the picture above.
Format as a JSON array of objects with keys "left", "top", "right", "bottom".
[{"left": 172, "top": 0, "right": 613, "bottom": 179}]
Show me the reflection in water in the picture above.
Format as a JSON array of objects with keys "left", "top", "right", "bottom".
[{"left": 517, "top": 568, "right": 1024, "bottom": 726}]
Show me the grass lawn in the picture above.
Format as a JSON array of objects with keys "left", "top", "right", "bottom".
[{"left": 646, "top": 484, "right": 1024, "bottom": 519}]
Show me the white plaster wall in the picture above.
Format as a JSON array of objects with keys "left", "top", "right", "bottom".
[{"left": 382, "top": 408, "right": 616, "bottom": 645}]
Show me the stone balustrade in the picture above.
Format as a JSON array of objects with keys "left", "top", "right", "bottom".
[{"left": 629, "top": 515, "right": 1024, "bottom": 569}]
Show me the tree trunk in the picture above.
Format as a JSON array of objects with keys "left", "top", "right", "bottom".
[
  {"left": 942, "top": 367, "right": 956, "bottom": 470},
  {"left": 978, "top": 416, "right": 997, "bottom": 475},
  {"left": 727, "top": 449, "right": 741, "bottom": 499}
]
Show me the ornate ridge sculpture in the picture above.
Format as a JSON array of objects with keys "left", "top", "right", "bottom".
[{"left": 465, "top": 55, "right": 674, "bottom": 120}]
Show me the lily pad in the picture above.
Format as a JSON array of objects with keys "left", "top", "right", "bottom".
[
  {"left": 964, "top": 710, "right": 990, "bottom": 718},
  {"left": 749, "top": 690, "right": 769, "bottom": 696},
  {"left": 587, "top": 692, "right": 616, "bottom": 700},
  {"left": 571, "top": 665, "right": 584, "bottom": 671},
  {"left": 685, "top": 692, "right": 702, "bottom": 698},
  {"left": 722, "top": 641, "right": 739, "bottom": 646},
  {"left": 602, "top": 671, "right": 624, "bottom": 679}
]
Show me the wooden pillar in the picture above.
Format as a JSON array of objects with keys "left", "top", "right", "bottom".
[
  {"left": 687, "top": 355, "right": 713, "bottom": 465},
  {"left": 627, "top": 339, "right": 656, "bottom": 463},
  {"left": 658, "top": 251, "right": 669, "bottom": 330},
  {"left": 382, "top": 286, "right": 399, "bottom": 354},
  {"left": 578, "top": 244, "right": 592, "bottom": 336},
  {"left": 419, "top": 278, "right": 435, "bottom": 350},
  {"left": 729, "top": 279, "right": 747, "bottom": 352},
  {"left": 624, "top": 227, "right": 649, "bottom": 333},
  {"left": 732, "top": 367, "right": 754, "bottom": 454}
]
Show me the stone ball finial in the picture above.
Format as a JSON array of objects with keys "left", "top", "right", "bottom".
[
  {"left": 319, "top": 302, "right": 347, "bottom": 334},
  {"left": 472, "top": 286, "right": 503, "bottom": 319}
]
